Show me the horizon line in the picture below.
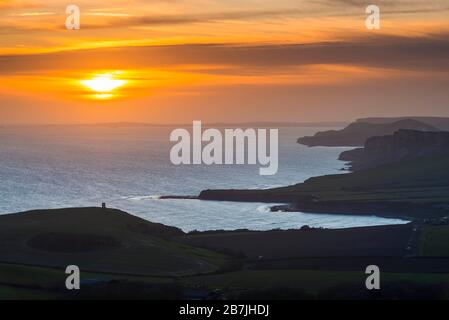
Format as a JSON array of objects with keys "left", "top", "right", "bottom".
[{"left": 0, "top": 121, "right": 351, "bottom": 128}]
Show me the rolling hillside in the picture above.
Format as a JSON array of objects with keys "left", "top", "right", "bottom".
[{"left": 0, "top": 207, "right": 229, "bottom": 276}]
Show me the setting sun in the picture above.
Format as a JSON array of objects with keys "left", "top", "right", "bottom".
[{"left": 80, "top": 73, "right": 127, "bottom": 96}]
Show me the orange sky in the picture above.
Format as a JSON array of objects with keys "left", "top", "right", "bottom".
[{"left": 1, "top": 0, "right": 449, "bottom": 124}]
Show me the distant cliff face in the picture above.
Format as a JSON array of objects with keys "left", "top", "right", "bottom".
[
  {"left": 356, "top": 117, "right": 449, "bottom": 131},
  {"left": 297, "top": 119, "right": 438, "bottom": 147},
  {"left": 340, "top": 129, "right": 449, "bottom": 171}
]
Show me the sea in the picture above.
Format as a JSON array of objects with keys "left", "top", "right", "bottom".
[{"left": 0, "top": 125, "right": 408, "bottom": 231}]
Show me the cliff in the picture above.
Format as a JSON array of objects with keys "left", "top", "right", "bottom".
[
  {"left": 340, "top": 129, "right": 449, "bottom": 171},
  {"left": 297, "top": 119, "right": 438, "bottom": 147},
  {"left": 357, "top": 117, "right": 449, "bottom": 131}
]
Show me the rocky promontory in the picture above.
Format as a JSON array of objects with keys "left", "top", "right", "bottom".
[
  {"left": 297, "top": 119, "right": 438, "bottom": 147},
  {"left": 340, "top": 129, "right": 449, "bottom": 171}
]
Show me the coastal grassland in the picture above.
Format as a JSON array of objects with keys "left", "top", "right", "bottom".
[
  {"left": 0, "top": 263, "right": 173, "bottom": 288},
  {"left": 181, "top": 224, "right": 412, "bottom": 259},
  {"left": 161, "top": 240, "right": 234, "bottom": 270},
  {"left": 183, "top": 270, "right": 364, "bottom": 292},
  {"left": 0, "top": 263, "right": 66, "bottom": 288},
  {"left": 0, "top": 264, "right": 61, "bottom": 299},
  {"left": 0, "top": 262, "right": 178, "bottom": 299},
  {"left": 182, "top": 270, "right": 449, "bottom": 293},
  {"left": 0, "top": 208, "right": 231, "bottom": 276},
  {"left": 200, "top": 153, "right": 449, "bottom": 218},
  {"left": 420, "top": 226, "right": 449, "bottom": 256},
  {"left": 3, "top": 261, "right": 449, "bottom": 299},
  {"left": 261, "top": 152, "right": 449, "bottom": 202},
  {"left": 0, "top": 285, "right": 56, "bottom": 300}
]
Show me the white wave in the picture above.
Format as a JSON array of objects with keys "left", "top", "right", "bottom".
[
  {"left": 125, "top": 195, "right": 161, "bottom": 201},
  {"left": 256, "top": 205, "right": 271, "bottom": 213}
]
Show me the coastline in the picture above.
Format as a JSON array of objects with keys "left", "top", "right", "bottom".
[
  {"left": 161, "top": 193, "right": 435, "bottom": 221},
  {"left": 189, "top": 151, "right": 449, "bottom": 221}
]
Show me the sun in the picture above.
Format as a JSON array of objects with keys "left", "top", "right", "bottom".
[{"left": 80, "top": 72, "right": 127, "bottom": 98}]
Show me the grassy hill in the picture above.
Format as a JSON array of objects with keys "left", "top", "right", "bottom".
[{"left": 0, "top": 207, "right": 230, "bottom": 277}]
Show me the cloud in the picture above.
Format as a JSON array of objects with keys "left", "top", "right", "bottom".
[
  {"left": 11, "top": 12, "right": 56, "bottom": 16},
  {"left": 2, "top": 2, "right": 449, "bottom": 35},
  {"left": 86, "top": 12, "right": 132, "bottom": 17},
  {"left": 316, "top": 0, "right": 449, "bottom": 14},
  {"left": 0, "top": 33, "right": 448, "bottom": 75},
  {"left": 76, "top": 5, "right": 449, "bottom": 30},
  {"left": 0, "top": 0, "right": 41, "bottom": 10},
  {"left": 80, "top": 9, "right": 316, "bottom": 29},
  {"left": 0, "top": 8, "right": 323, "bottom": 34},
  {"left": 0, "top": 8, "right": 326, "bottom": 35}
]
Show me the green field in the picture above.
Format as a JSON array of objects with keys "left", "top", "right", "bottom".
[
  {"left": 183, "top": 269, "right": 449, "bottom": 294},
  {"left": 260, "top": 152, "right": 449, "bottom": 203},
  {"left": 184, "top": 270, "right": 364, "bottom": 292},
  {"left": 420, "top": 226, "right": 449, "bottom": 256},
  {"left": 0, "top": 262, "right": 178, "bottom": 299},
  {"left": 0, "top": 285, "right": 56, "bottom": 300},
  {"left": 3, "top": 262, "right": 449, "bottom": 299}
]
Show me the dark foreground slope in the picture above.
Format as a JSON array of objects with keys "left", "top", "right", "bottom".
[
  {"left": 199, "top": 152, "right": 449, "bottom": 219},
  {"left": 183, "top": 224, "right": 413, "bottom": 259},
  {"left": 297, "top": 119, "right": 438, "bottom": 147},
  {"left": 1, "top": 207, "right": 449, "bottom": 299},
  {"left": 0, "top": 207, "right": 228, "bottom": 276}
]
